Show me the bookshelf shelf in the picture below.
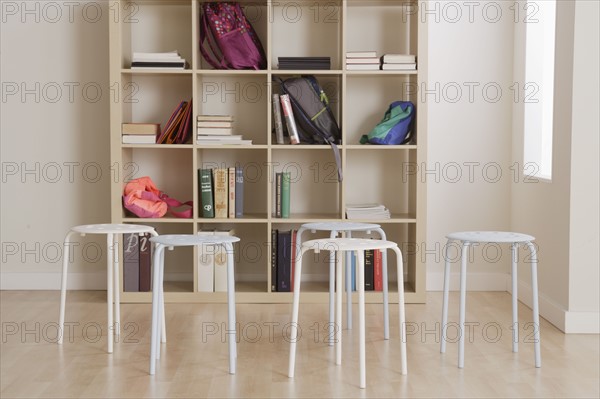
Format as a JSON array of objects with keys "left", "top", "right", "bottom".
[{"left": 110, "top": 0, "right": 426, "bottom": 304}]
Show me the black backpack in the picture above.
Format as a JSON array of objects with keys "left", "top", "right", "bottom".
[{"left": 276, "top": 76, "right": 342, "bottom": 181}]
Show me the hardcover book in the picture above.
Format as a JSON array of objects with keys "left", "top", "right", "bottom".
[
  {"left": 199, "top": 168, "right": 215, "bottom": 218},
  {"left": 235, "top": 167, "right": 244, "bottom": 218},
  {"left": 213, "top": 168, "right": 228, "bottom": 218},
  {"left": 123, "top": 233, "right": 139, "bottom": 292}
]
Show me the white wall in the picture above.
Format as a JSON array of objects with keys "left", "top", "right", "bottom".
[
  {"left": 1, "top": 1, "right": 111, "bottom": 289},
  {"left": 426, "top": 1, "right": 514, "bottom": 290}
]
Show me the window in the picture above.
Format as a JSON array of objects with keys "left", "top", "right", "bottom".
[{"left": 523, "top": 0, "right": 556, "bottom": 180}]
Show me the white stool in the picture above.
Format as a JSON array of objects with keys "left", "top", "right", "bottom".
[
  {"left": 58, "top": 223, "right": 165, "bottom": 353},
  {"left": 148, "top": 234, "right": 240, "bottom": 375},
  {"left": 296, "top": 222, "right": 390, "bottom": 344},
  {"left": 440, "top": 231, "right": 541, "bottom": 368},
  {"left": 288, "top": 238, "right": 407, "bottom": 389}
]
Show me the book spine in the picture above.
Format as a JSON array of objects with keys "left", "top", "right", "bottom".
[
  {"left": 281, "top": 172, "right": 291, "bottom": 218},
  {"left": 275, "top": 172, "right": 282, "bottom": 218},
  {"left": 235, "top": 167, "right": 244, "bottom": 218},
  {"left": 277, "top": 230, "right": 291, "bottom": 292},
  {"left": 272, "top": 94, "right": 285, "bottom": 144},
  {"left": 213, "top": 230, "right": 233, "bottom": 292},
  {"left": 271, "top": 229, "right": 278, "bottom": 292},
  {"left": 374, "top": 249, "right": 383, "bottom": 291},
  {"left": 214, "top": 169, "right": 228, "bottom": 218},
  {"left": 123, "top": 233, "right": 139, "bottom": 292},
  {"left": 199, "top": 169, "right": 215, "bottom": 218},
  {"left": 228, "top": 167, "right": 236, "bottom": 219},
  {"left": 197, "top": 231, "right": 215, "bottom": 292},
  {"left": 279, "top": 94, "right": 300, "bottom": 145},
  {"left": 290, "top": 230, "right": 296, "bottom": 292},
  {"left": 138, "top": 233, "right": 152, "bottom": 292},
  {"left": 364, "top": 249, "right": 374, "bottom": 291}
]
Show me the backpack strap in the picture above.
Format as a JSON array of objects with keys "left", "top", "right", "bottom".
[
  {"left": 328, "top": 142, "right": 343, "bottom": 182},
  {"left": 160, "top": 193, "right": 193, "bottom": 218}
]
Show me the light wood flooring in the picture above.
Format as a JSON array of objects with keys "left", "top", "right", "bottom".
[{"left": 1, "top": 290, "right": 598, "bottom": 398}]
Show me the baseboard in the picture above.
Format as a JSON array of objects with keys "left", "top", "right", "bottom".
[
  {"left": 0, "top": 272, "right": 106, "bottom": 290},
  {"left": 512, "top": 280, "right": 599, "bottom": 334},
  {"left": 426, "top": 271, "right": 509, "bottom": 291}
]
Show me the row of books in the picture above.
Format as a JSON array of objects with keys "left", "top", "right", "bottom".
[
  {"left": 270, "top": 229, "right": 385, "bottom": 292},
  {"left": 346, "top": 203, "right": 391, "bottom": 220},
  {"left": 272, "top": 93, "right": 301, "bottom": 145},
  {"left": 196, "top": 115, "right": 252, "bottom": 145},
  {"left": 131, "top": 51, "right": 188, "bottom": 69},
  {"left": 278, "top": 57, "right": 331, "bottom": 70},
  {"left": 198, "top": 167, "right": 244, "bottom": 219},
  {"left": 271, "top": 229, "right": 297, "bottom": 292},
  {"left": 197, "top": 229, "right": 235, "bottom": 292},
  {"left": 274, "top": 172, "right": 291, "bottom": 218},
  {"left": 157, "top": 100, "right": 193, "bottom": 144},
  {"left": 346, "top": 51, "right": 417, "bottom": 71},
  {"left": 123, "top": 233, "right": 153, "bottom": 292}
]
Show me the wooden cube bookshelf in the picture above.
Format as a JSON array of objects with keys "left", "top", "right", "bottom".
[{"left": 109, "top": 0, "right": 427, "bottom": 304}]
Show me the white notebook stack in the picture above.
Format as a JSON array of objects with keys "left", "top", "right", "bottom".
[
  {"left": 381, "top": 54, "right": 417, "bottom": 71},
  {"left": 196, "top": 115, "right": 252, "bottom": 145},
  {"left": 346, "top": 51, "right": 380, "bottom": 71},
  {"left": 346, "top": 204, "right": 391, "bottom": 220}
]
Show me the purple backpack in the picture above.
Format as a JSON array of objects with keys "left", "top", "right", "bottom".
[{"left": 200, "top": 2, "right": 267, "bottom": 70}]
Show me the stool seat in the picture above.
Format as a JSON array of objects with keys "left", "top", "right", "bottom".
[
  {"left": 302, "top": 222, "right": 380, "bottom": 232},
  {"left": 446, "top": 231, "right": 535, "bottom": 243},
  {"left": 71, "top": 223, "right": 155, "bottom": 235},
  {"left": 303, "top": 238, "right": 398, "bottom": 252},
  {"left": 150, "top": 234, "right": 240, "bottom": 246}
]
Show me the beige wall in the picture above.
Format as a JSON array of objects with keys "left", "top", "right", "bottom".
[{"left": 1, "top": 1, "right": 111, "bottom": 288}]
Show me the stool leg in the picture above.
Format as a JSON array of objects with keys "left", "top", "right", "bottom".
[
  {"left": 458, "top": 242, "right": 469, "bottom": 368},
  {"left": 511, "top": 243, "right": 519, "bottom": 353},
  {"left": 357, "top": 250, "right": 366, "bottom": 389},
  {"left": 392, "top": 246, "right": 407, "bottom": 375},
  {"left": 58, "top": 231, "right": 76, "bottom": 345},
  {"left": 441, "top": 239, "right": 452, "bottom": 353},
  {"left": 526, "top": 241, "right": 542, "bottom": 368},
  {"left": 375, "top": 228, "right": 389, "bottom": 340},
  {"left": 336, "top": 249, "right": 343, "bottom": 365},
  {"left": 328, "top": 230, "right": 338, "bottom": 346},
  {"left": 148, "top": 230, "right": 166, "bottom": 344},
  {"left": 345, "top": 231, "right": 353, "bottom": 330},
  {"left": 113, "top": 234, "right": 120, "bottom": 338},
  {"left": 149, "top": 245, "right": 164, "bottom": 375},
  {"left": 226, "top": 243, "right": 237, "bottom": 374},
  {"left": 155, "top": 249, "right": 165, "bottom": 361},
  {"left": 288, "top": 247, "right": 307, "bottom": 378},
  {"left": 106, "top": 233, "right": 114, "bottom": 354}
]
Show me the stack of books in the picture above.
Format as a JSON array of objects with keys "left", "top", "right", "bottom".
[
  {"left": 121, "top": 123, "right": 160, "bottom": 144},
  {"left": 381, "top": 54, "right": 417, "bottom": 71},
  {"left": 346, "top": 203, "right": 391, "bottom": 220},
  {"left": 197, "top": 229, "right": 236, "bottom": 292},
  {"left": 196, "top": 115, "right": 252, "bottom": 145},
  {"left": 346, "top": 51, "right": 380, "bottom": 71},
  {"left": 198, "top": 167, "right": 244, "bottom": 219},
  {"left": 278, "top": 57, "right": 331, "bottom": 70},
  {"left": 156, "top": 100, "right": 193, "bottom": 144},
  {"left": 131, "top": 51, "right": 188, "bottom": 69},
  {"left": 347, "top": 250, "right": 385, "bottom": 292}
]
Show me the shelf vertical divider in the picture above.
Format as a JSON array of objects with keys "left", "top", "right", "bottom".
[{"left": 340, "top": 0, "right": 347, "bottom": 219}]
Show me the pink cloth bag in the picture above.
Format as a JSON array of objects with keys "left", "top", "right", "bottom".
[{"left": 123, "top": 176, "right": 193, "bottom": 218}]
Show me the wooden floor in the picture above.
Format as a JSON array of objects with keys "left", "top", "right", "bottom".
[{"left": 1, "top": 291, "right": 598, "bottom": 398}]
